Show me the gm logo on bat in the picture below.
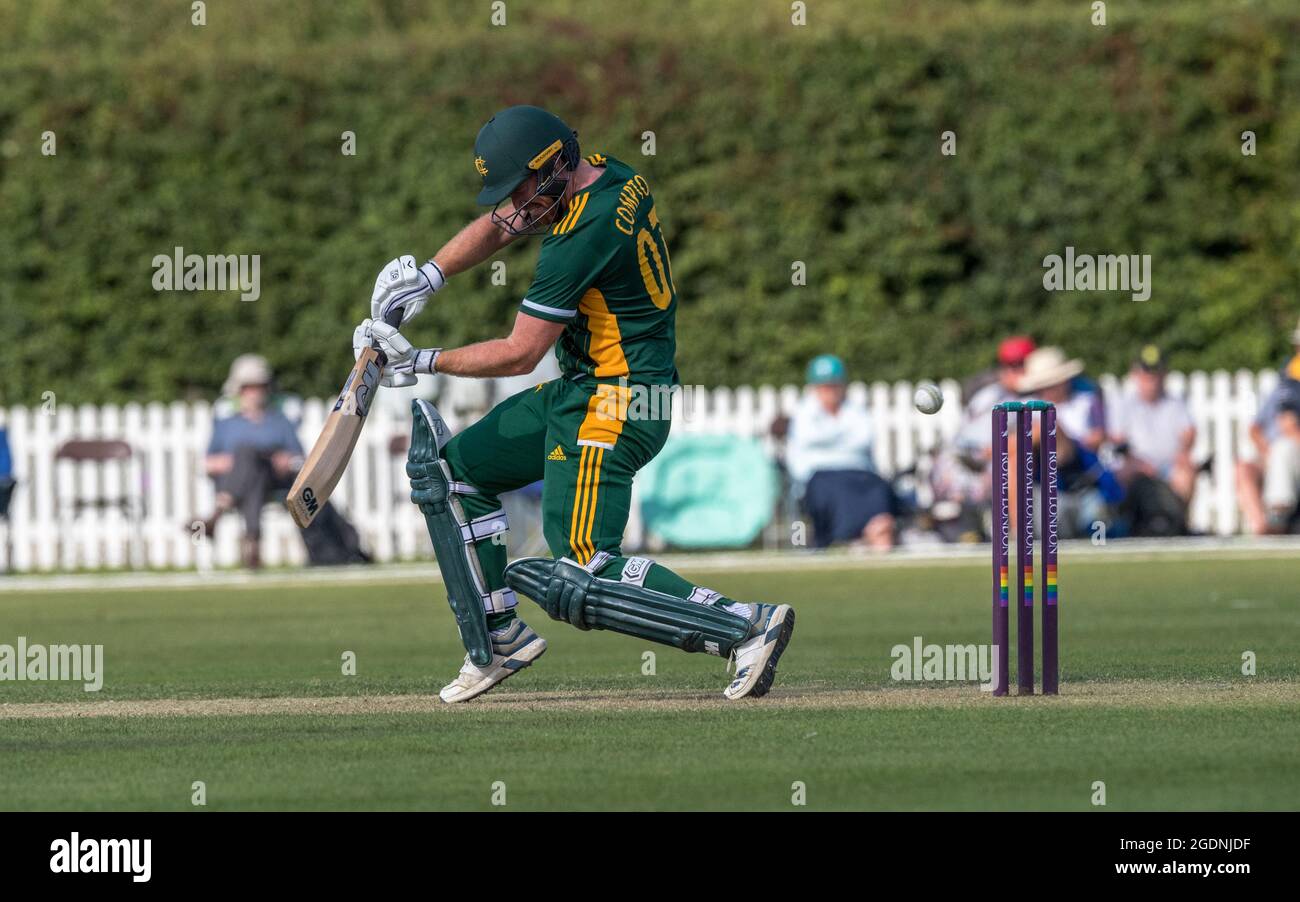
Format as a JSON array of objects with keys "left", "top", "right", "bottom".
[{"left": 301, "top": 487, "right": 319, "bottom": 516}]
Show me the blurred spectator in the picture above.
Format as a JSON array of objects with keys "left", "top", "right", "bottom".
[
  {"left": 1018, "top": 347, "right": 1122, "bottom": 538},
  {"left": 1019, "top": 347, "right": 1107, "bottom": 453},
  {"left": 787, "top": 354, "right": 897, "bottom": 550},
  {"left": 930, "top": 336, "right": 1037, "bottom": 541},
  {"left": 199, "top": 355, "right": 369, "bottom": 568},
  {"left": 1237, "top": 319, "right": 1300, "bottom": 534},
  {"left": 1109, "top": 346, "right": 1196, "bottom": 535},
  {"left": 952, "top": 335, "right": 1038, "bottom": 470},
  {"left": 0, "top": 426, "right": 13, "bottom": 519},
  {"left": 962, "top": 335, "right": 1037, "bottom": 423},
  {"left": 1262, "top": 395, "right": 1300, "bottom": 533}
]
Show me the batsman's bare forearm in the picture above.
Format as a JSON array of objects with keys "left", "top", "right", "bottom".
[
  {"left": 430, "top": 213, "right": 519, "bottom": 277},
  {"left": 434, "top": 312, "right": 566, "bottom": 378},
  {"left": 436, "top": 339, "right": 538, "bottom": 378}
]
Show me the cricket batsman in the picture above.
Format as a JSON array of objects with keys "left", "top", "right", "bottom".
[{"left": 354, "top": 106, "right": 794, "bottom": 703}]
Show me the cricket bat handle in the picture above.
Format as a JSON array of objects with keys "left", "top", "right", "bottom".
[{"left": 374, "top": 306, "right": 405, "bottom": 368}]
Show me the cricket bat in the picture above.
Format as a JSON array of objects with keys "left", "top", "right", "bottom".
[{"left": 285, "top": 308, "right": 403, "bottom": 528}]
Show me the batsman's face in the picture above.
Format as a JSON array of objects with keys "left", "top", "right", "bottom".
[{"left": 507, "top": 174, "right": 565, "bottom": 230}]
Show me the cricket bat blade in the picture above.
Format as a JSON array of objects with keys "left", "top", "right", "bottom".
[{"left": 285, "top": 347, "right": 383, "bottom": 528}]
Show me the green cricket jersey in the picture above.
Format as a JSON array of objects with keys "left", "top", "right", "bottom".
[{"left": 519, "top": 154, "right": 679, "bottom": 386}]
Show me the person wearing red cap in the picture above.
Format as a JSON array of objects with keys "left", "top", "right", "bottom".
[
  {"left": 924, "top": 337, "right": 1038, "bottom": 542},
  {"left": 955, "top": 335, "right": 1037, "bottom": 454},
  {"left": 997, "top": 335, "right": 1037, "bottom": 370},
  {"left": 954, "top": 336, "right": 1036, "bottom": 417}
]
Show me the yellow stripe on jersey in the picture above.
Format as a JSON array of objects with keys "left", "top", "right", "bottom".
[
  {"left": 552, "top": 192, "right": 590, "bottom": 235},
  {"left": 586, "top": 153, "right": 607, "bottom": 166},
  {"left": 577, "top": 288, "right": 629, "bottom": 377},
  {"left": 577, "top": 382, "right": 631, "bottom": 448}
]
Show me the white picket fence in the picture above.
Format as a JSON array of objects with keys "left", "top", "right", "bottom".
[{"left": 0, "top": 369, "right": 1277, "bottom": 572}]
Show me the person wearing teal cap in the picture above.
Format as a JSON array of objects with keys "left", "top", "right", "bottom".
[
  {"left": 806, "top": 353, "right": 846, "bottom": 385},
  {"left": 787, "top": 355, "right": 897, "bottom": 549}
]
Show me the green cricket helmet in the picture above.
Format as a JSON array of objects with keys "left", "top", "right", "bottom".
[{"left": 473, "top": 105, "right": 580, "bottom": 235}]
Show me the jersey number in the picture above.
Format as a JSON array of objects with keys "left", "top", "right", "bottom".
[{"left": 637, "top": 207, "right": 675, "bottom": 310}]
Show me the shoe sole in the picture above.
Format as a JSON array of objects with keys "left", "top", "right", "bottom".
[
  {"left": 440, "top": 637, "right": 547, "bottom": 704},
  {"left": 728, "top": 606, "right": 795, "bottom": 700}
]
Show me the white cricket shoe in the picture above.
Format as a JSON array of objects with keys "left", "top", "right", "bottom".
[
  {"left": 724, "top": 603, "right": 795, "bottom": 700},
  {"left": 439, "top": 618, "right": 547, "bottom": 704}
]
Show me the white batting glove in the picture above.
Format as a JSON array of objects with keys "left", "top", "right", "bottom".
[
  {"left": 371, "top": 255, "right": 445, "bottom": 326},
  {"left": 352, "top": 319, "right": 439, "bottom": 388}
]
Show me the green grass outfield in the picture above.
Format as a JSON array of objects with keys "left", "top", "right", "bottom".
[{"left": 1, "top": 552, "right": 1297, "bottom": 811}]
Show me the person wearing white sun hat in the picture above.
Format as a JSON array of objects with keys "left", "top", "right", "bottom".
[
  {"left": 1013, "top": 346, "right": 1121, "bottom": 539},
  {"left": 1014, "top": 346, "right": 1106, "bottom": 452}
]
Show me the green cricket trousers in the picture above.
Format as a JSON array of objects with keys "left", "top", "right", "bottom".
[{"left": 441, "top": 376, "right": 743, "bottom": 627}]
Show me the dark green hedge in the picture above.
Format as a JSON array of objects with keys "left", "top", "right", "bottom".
[{"left": 1, "top": 0, "right": 1297, "bottom": 402}]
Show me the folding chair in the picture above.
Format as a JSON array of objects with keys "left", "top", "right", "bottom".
[{"left": 54, "top": 439, "right": 142, "bottom": 567}]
